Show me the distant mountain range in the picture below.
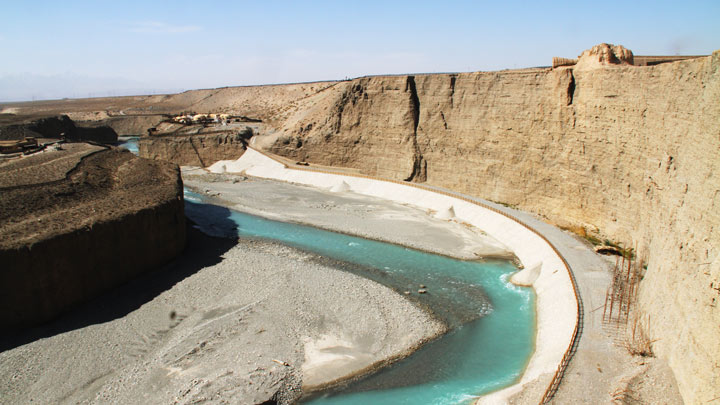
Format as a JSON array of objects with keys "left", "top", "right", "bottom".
[{"left": 0, "top": 73, "right": 184, "bottom": 102}]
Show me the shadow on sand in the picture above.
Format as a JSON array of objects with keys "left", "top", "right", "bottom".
[{"left": 1, "top": 203, "right": 238, "bottom": 352}]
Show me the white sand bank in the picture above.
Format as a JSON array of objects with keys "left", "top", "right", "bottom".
[{"left": 183, "top": 171, "right": 514, "bottom": 261}]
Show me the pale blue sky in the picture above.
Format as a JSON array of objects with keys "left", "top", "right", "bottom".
[{"left": 1, "top": 0, "right": 718, "bottom": 101}]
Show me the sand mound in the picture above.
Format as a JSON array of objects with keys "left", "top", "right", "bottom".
[
  {"left": 329, "top": 181, "right": 351, "bottom": 192},
  {"left": 435, "top": 205, "right": 456, "bottom": 220}
]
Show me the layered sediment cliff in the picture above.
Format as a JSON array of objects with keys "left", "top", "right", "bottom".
[
  {"left": 264, "top": 50, "right": 719, "bottom": 403},
  {"left": 0, "top": 146, "right": 185, "bottom": 329},
  {"left": 138, "top": 131, "right": 250, "bottom": 166}
]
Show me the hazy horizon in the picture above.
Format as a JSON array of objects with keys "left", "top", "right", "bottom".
[{"left": 1, "top": 0, "right": 718, "bottom": 102}]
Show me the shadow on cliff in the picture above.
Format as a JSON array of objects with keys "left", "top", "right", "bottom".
[{"left": 0, "top": 204, "right": 238, "bottom": 352}]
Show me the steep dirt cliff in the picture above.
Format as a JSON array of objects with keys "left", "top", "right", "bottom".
[
  {"left": 138, "top": 130, "right": 250, "bottom": 167},
  {"left": 0, "top": 146, "right": 185, "bottom": 330},
  {"left": 265, "top": 51, "right": 720, "bottom": 403}
]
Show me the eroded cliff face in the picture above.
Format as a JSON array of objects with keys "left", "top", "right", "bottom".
[
  {"left": 0, "top": 148, "right": 186, "bottom": 330},
  {"left": 267, "top": 52, "right": 720, "bottom": 403},
  {"left": 138, "top": 131, "right": 249, "bottom": 167}
]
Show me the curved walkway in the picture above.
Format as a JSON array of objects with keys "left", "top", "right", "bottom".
[{"left": 209, "top": 148, "right": 583, "bottom": 403}]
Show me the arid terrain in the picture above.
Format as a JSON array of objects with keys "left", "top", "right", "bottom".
[{"left": 1, "top": 43, "right": 717, "bottom": 404}]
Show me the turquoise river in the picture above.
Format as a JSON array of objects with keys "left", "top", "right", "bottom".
[
  {"left": 184, "top": 192, "right": 535, "bottom": 405},
  {"left": 120, "top": 139, "right": 536, "bottom": 404}
]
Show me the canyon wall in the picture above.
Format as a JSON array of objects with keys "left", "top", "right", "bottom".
[
  {"left": 138, "top": 131, "right": 249, "bottom": 167},
  {"left": 0, "top": 148, "right": 186, "bottom": 330},
  {"left": 267, "top": 52, "right": 720, "bottom": 403}
]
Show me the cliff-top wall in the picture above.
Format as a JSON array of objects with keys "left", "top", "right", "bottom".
[{"left": 266, "top": 50, "right": 720, "bottom": 403}]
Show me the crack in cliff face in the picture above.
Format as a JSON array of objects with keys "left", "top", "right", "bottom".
[
  {"left": 406, "top": 76, "right": 420, "bottom": 134},
  {"left": 450, "top": 75, "right": 457, "bottom": 108},
  {"left": 404, "top": 76, "right": 427, "bottom": 182},
  {"left": 567, "top": 70, "right": 576, "bottom": 106},
  {"left": 188, "top": 137, "right": 206, "bottom": 167},
  {"left": 333, "top": 89, "right": 350, "bottom": 134}
]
